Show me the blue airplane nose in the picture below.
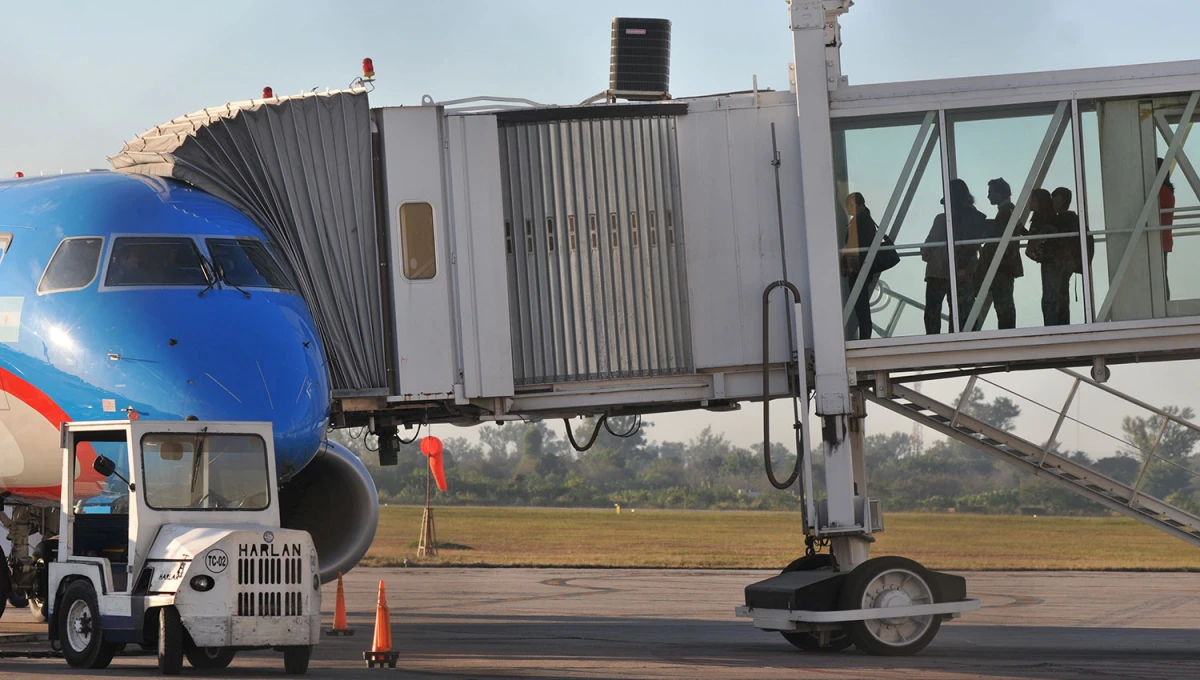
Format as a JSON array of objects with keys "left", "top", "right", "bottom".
[
  {"left": 171, "top": 293, "right": 331, "bottom": 475},
  {"left": 66, "top": 287, "right": 331, "bottom": 475}
]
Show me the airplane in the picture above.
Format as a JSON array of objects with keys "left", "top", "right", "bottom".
[{"left": 0, "top": 170, "right": 378, "bottom": 613}]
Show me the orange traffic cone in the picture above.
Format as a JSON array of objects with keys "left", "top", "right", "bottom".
[
  {"left": 326, "top": 573, "right": 354, "bottom": 636},
  {"left": 363, "top": 580, "right": 399, "bottom": 668}
]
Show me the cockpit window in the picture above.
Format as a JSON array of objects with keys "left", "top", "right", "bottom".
[
  {"left": 0, "top": 233, "right": 10, "bottom": 268},
  {"left": 105, "top": 237, "right": 209, "bottom": 287},
  {"left": 38, "top": 237, "right": 104, "bottom": 294},
  {"left": 206, "top": 238, "right": 293, "bottom": 290}
]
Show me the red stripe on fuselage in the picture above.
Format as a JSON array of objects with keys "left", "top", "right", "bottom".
[
  {"left": 0, "top": 365, "right": 72, "bottom": 426},
  {"left": 0, "top": 364, "right": 103, "bottom": 500}
]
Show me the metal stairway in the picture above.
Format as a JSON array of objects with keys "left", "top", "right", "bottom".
[{"left": 866, "top": 380, "right": 1200, "bottom": 548}]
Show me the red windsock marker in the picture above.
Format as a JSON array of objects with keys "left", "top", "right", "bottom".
[
  {"left": 420, "top": 436, "right": 447, "bottom": 491},
  {"left": 363, "top": 580, "right": 399, "bottom": 668},
  {"left": 326, "top": 572, "right": 354, "bottom": 636}
]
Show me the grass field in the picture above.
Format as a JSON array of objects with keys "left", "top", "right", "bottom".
[{"left": 362, "top": 506, "right": 1200, "bottom": 571}]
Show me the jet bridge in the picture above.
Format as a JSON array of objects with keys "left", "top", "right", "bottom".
[{"left": 110, "top": 0, "right": 1200, "bottom": 657}]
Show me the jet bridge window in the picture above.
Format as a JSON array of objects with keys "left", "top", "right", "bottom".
[
  {"left": 38, "top": 236, "right": 103, "bottom": 294},
  {"left": 399, "top": 202, "right": 436, "bottom": 280},
  {"left": 105, "top": 237, "right": 208, "bottom": 287},
  {"left": 206, "top": 238, "right": 293, "bottom": 290}
]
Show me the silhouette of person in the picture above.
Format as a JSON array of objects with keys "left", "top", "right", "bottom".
[
  {"left": 1024, "top": 188, "right": 1073, "bottom": 326},
  {"left": 975, "top": 178, "right": 1026, "bottom": 330},
  {"left": 841, "top": 192, "right": 881, "bottom": 340},
  {"left": 1047, "top": 187, "right": 1082, "bottom": 325},
  {"left": 922, "top": 179, "right": 985, "bottom": 333},
  {"left": 1158, "top": 157, "right": 1175, "bottom": 298}
]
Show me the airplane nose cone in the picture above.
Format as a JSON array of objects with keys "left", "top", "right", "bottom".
[
  {"left": 175, "top": 298, "right": 330, "bottom": 476},
  {"left": 84, "top": 290, "right": 330, "bottom": 475}
]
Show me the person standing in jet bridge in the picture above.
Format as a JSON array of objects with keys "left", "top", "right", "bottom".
[
  {"left": 841, "top": 192, "right": 897, "bottom": 340},
  {"left": 974, "top": 178, "right": 1026, "bottom": 330},
  {"left": 1048, "top": 186, "right": 1083, "bottom": 326},
  {"left": 1157, "top": 157, "right": 1176, "bottom": 298},
  {"left": 922, "top": 179, "right": 986, "bottom": 334}
]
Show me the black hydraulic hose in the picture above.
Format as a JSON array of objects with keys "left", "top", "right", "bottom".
[
  {"left": 762, "top": 281, "right": 803, "bottom": 490},
  {"left": 564, "top": 416, "right": 607, "bottom": 452},
  {"left": 603, "top": 414, "right": 641, "bottom": 438}
]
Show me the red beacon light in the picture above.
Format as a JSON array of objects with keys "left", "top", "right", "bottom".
[
  {"left": 262, "top": 86, "right": 274, "bottom": 99},
  {"left": 14, "top": 172, "right": 24, "bottom": 178},
  {"left": 362, "top": 58, "right": 375, "bottom": 79}
]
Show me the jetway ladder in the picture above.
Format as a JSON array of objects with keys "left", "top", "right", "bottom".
[{"left": 865, "top": 376, "right": 1200, "bottom": 548}]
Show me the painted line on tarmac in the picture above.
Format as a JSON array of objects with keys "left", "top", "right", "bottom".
[
  {"left": 398, "top": 576, "right": 621, "bottom": 612},
  {"left": 975, "top": 593, "right": 1044, "bottom": 608}
]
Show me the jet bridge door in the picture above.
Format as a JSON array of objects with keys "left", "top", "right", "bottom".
[
  {"left": 376, "top": 107, "right": 457, "bottom": 401},
  {"left": 497, "top": 106, "right": 693, "bottom": 386}
]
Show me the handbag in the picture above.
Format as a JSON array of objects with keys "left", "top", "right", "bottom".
[{"left": 873, "top": 233, "right": 901, "bottom": 273}]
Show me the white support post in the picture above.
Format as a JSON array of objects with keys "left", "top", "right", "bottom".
[
  {"left": 794, "top": 298, "right": 817, "bottom": 533},
  {"left": 1072, "top": 99, "right": 1095, "bottom": 323},
  {"left": 938, "top": 109, "right": 961, "bottom": 333},
  {"left": 790, "top": 1, "right": 862, "bottom": 553}
]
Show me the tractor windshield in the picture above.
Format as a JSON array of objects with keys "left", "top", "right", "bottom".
[{"left": 140, "top": 433, "right": 271, "bottom": 511}]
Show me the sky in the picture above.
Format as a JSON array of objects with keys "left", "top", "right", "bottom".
[{"left": 4, "top": 0, "right": 1200, "bottom": 459}]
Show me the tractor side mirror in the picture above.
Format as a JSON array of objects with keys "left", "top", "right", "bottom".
[{"left": 93, "top": 455, "right": 117, "bottom": 477}]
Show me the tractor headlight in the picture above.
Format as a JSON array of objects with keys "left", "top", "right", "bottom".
[{"left": 190, "top": 575, "right": 215, "bottom": 592}]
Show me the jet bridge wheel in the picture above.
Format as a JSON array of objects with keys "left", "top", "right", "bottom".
[{"left": 838, "top": 556, "right": 942, "bottom": 656}]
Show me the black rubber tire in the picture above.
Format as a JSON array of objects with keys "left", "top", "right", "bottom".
[
  {"left": 158, "top": 606, "right": 185, "bottom": 675},
  {"left": 58, "top": 580, "right": 119, "bottom": 669},
  {"left": 186, "top": 644, "right": 236, "bottom": 669},
  {"left": 283, "top": 645, "right": 312, "bottom": 674},
  {"left": 780, "top": 629, "right": 854, "bottom": 652},
  {"left": 838, "top": 556, "right": 942, "bottom": 657}
]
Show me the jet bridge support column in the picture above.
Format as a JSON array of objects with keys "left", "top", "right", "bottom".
[{"left": 790, "top": 0, "right": 870, "bottom": 568}]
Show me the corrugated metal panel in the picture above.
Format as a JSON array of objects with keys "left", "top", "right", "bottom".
[{"left": 499, "top": 114, "right": 692, "bottom": 385}]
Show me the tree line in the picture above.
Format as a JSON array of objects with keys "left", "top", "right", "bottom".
[{"left": 331, "top": 387, "right": 1200, "bottom": 516}]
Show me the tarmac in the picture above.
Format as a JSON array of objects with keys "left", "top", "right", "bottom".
[{"left": 1, "top": 567, "right": 1198, "bottom": 679}]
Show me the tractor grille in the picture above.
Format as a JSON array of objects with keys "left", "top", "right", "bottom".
[
  {"left": 236, "top": 590, "right": 305, "bottom": 617},
  {"left": 237, "top": 556, "right": 304, "bottom": 586},
  {"left": 234, "top": 555, "right": 308, "bottom": 617}
]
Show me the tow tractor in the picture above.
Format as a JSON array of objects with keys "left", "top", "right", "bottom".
[{"left": 49, "top": 419, "right": 320, "bottom": 674}]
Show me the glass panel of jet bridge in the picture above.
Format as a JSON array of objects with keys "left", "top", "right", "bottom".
[{"left": 830, "top": 65, "right": 1200, "bottom": 376}]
